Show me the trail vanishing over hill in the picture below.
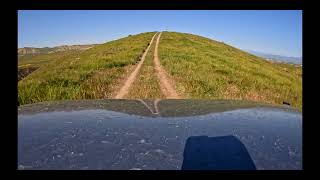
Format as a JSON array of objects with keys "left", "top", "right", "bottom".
[
  {"left": 154, "top": 32, "right": 180, "bottom": 99},
  {"left": 124, "top": 32, "right": 180, "bottom": 99},
  {"left": 18, "top": 31, "right": 302, "bottom": 110},
  {"left": 115, "top": 33, "right": 158, "bottom": 99},
  {"left": 125, "top": 32, "right": 165, "bottom": 99}
]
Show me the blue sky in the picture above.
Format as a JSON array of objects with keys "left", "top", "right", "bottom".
[{"left": 18, "top": 10, "right": 302, "bottom": 57}]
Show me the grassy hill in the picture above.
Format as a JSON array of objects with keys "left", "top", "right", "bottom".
[
  {"left": 18, "top": 32, "right": 155, "bottom": 104},
  {"left": 18, "top": 31, "right": 302, "bottom": 110},
  {"left": 18, "top": 45, "right": 96, "bottom": 68},
  {"left": 18, "top": 45, "right": 97, "bottom": 80},
  {"left": 158, "top": 32, "right": 302, "bottom": 109}
]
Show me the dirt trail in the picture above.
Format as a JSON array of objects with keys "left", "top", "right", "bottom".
[
  {"left": 154, "top": 32, "right": 180, "bottom": 99},
  {"left": 114, "top": 33, "right": 158, "bottom": 99}
]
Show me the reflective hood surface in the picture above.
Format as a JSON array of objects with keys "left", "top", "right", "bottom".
[{"left": 18, "top": 100, "right": 302, "bottom": 170}]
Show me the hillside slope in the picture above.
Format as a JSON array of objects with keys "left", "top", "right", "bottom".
[
  {"left": 18, "top": 44, "right": 97, "bottom": 69},
  {"left": 18, "top": 32, "right": 155, "bottom": 104},
  {"left": 158, "top": 32, "right": 302, "bottom": 109},
  {"left": 18, "top": 31, "right": 302, "bottom": 110}
]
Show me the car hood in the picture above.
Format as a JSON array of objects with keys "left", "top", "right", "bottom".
[{"left": 18, "top": 99, "right": 302, "bottom": 170}]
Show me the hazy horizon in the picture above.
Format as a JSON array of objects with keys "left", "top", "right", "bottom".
[{"left": 18, "top": 33, "right": 302, "bottom": 59}]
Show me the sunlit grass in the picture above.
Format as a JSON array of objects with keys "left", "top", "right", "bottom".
[
  {"left": 159, "top": 32, "right": 302, "bottom": 110},
  {"left": 18, "top": 32, "right": 156, "bottom": 105},
  {"left": 18, "top": 31, "right": 302, "bottom": 111}
]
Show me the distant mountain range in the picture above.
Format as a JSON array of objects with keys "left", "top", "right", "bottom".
[
  {"left": 18, "top": 44, "right": 96, "bottom": 56},
  {"left": 244, "top": 50, "right": 302, "bottom": 65}
]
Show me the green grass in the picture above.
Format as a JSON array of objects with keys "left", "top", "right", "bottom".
[
  {"left": 18, "top": 50, "right": 84, "bottom": 68},
  {"left": 127, "top": 33, "right": 165, "bottom": 99},
  {"left": 18, "top": 32, "right": 156, "bottom": 105},
  {"left": 158, "top": 32, "right": 302, "bottom": 110},
  {"left": 18, "top": 31, "right": 302, "bottom": 111}
]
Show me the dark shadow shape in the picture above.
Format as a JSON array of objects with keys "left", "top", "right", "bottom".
[{"left": 182, "top": 135, "right": 256, "bottom": 170}]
